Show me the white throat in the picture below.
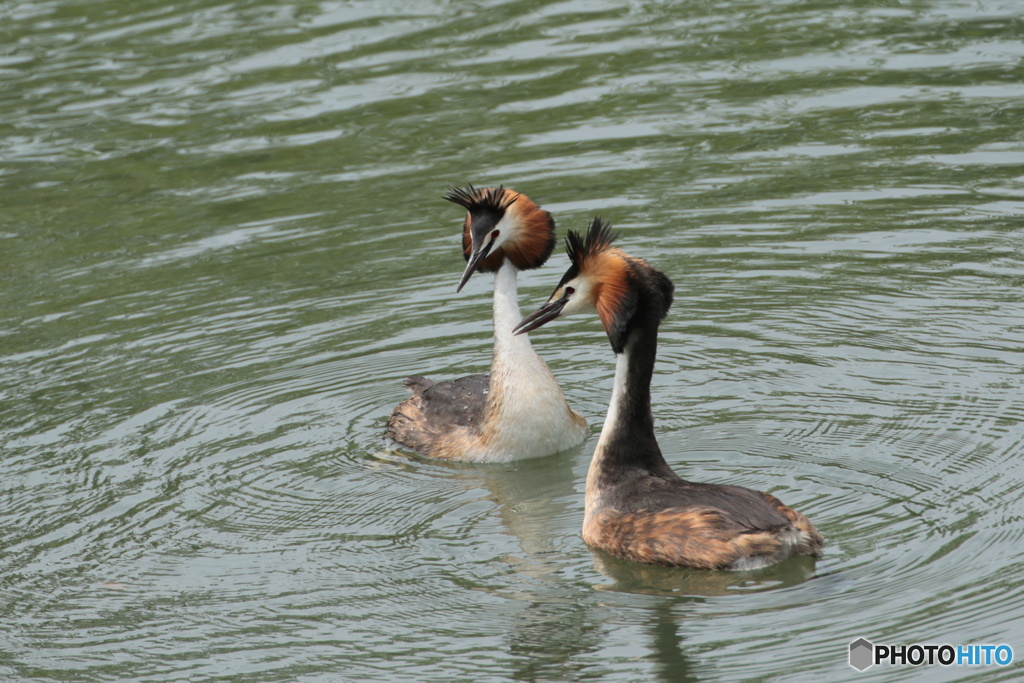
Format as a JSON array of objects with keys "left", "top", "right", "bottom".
[
  {"left": 585, "top": 337, "right": 632, "bottom": 513},
  {"left": 491, "top": 260, "right": 534, "bottom": 359},
  {"left": 596, "top": 345, "right": 631, "bottom": 450}
]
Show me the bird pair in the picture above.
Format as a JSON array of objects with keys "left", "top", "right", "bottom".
[{"left": 388, "top": 186, "right": 823, "bottom": 571}]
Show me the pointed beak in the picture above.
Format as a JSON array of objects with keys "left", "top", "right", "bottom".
[
  {"left": 513, "top": 292, "right": 570, "bottom": 335},
  {"left": 456, "top": 235, "right": 495, "bottom": 292}
]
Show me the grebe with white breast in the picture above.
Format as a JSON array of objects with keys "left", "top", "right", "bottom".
[
  {"left": 514, "top": 219, "right": 823, "bottom": 569},
  {"left": 387, "top": 185, "right": 588, "bottom": 462}
]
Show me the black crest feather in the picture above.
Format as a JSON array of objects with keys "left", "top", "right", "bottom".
[
  {"left": 443, "top": 184, "right": 519, "bottom": 213},
  {"left": 565, "top": 217, "right": 619, "bottom": 267}
]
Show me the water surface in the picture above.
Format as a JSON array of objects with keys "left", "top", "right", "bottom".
[{"left": 2, "top": 0, "right": 1023, "bottom": 681}]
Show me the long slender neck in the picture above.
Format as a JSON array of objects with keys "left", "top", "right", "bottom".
[
  {"left": 491, "top": 259, "right": 537, "bottom": 360},
  {"left": 590, "top": 313, "right": 674, "bottom": 480}
]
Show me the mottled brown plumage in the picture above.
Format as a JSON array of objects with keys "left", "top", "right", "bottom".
[
  {"left": 583, "top": 485, "right": 821, "bottom": 570},
  {"left": 387, "top": 374, "right": 491, "bottom": 459}
]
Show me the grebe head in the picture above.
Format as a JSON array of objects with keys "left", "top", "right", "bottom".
[
  {"left": 514, "top": 218, "right": 673, "bottom": 353},
  {"left": 444, "top": 184, "right": 557, "bottom": 292}
]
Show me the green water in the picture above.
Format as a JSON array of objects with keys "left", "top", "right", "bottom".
[{"left": 2, "top": 1, "right": 1023, "bottom": 681}]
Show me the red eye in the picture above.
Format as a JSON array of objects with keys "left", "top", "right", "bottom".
[
  {"left": 566, "top": 287, "right": 575, "bottom": 295},
  {"left": 491, "top": 229, "right": 500, "bottom": 239}
]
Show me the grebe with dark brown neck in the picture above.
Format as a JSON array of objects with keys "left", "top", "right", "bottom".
[
  {"left": 387, "top": 185, "right": 588, "bottom": 462},
  {"left": 514, "top": 219, "right": 822, "bottom": 569}
]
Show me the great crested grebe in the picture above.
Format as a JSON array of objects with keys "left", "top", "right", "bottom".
[
  {"left": 387, "top": 185, "right": 588, "bottom": 462},
  {"left": 514, "top": 219, "right": 823, "bottom": 569}
]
